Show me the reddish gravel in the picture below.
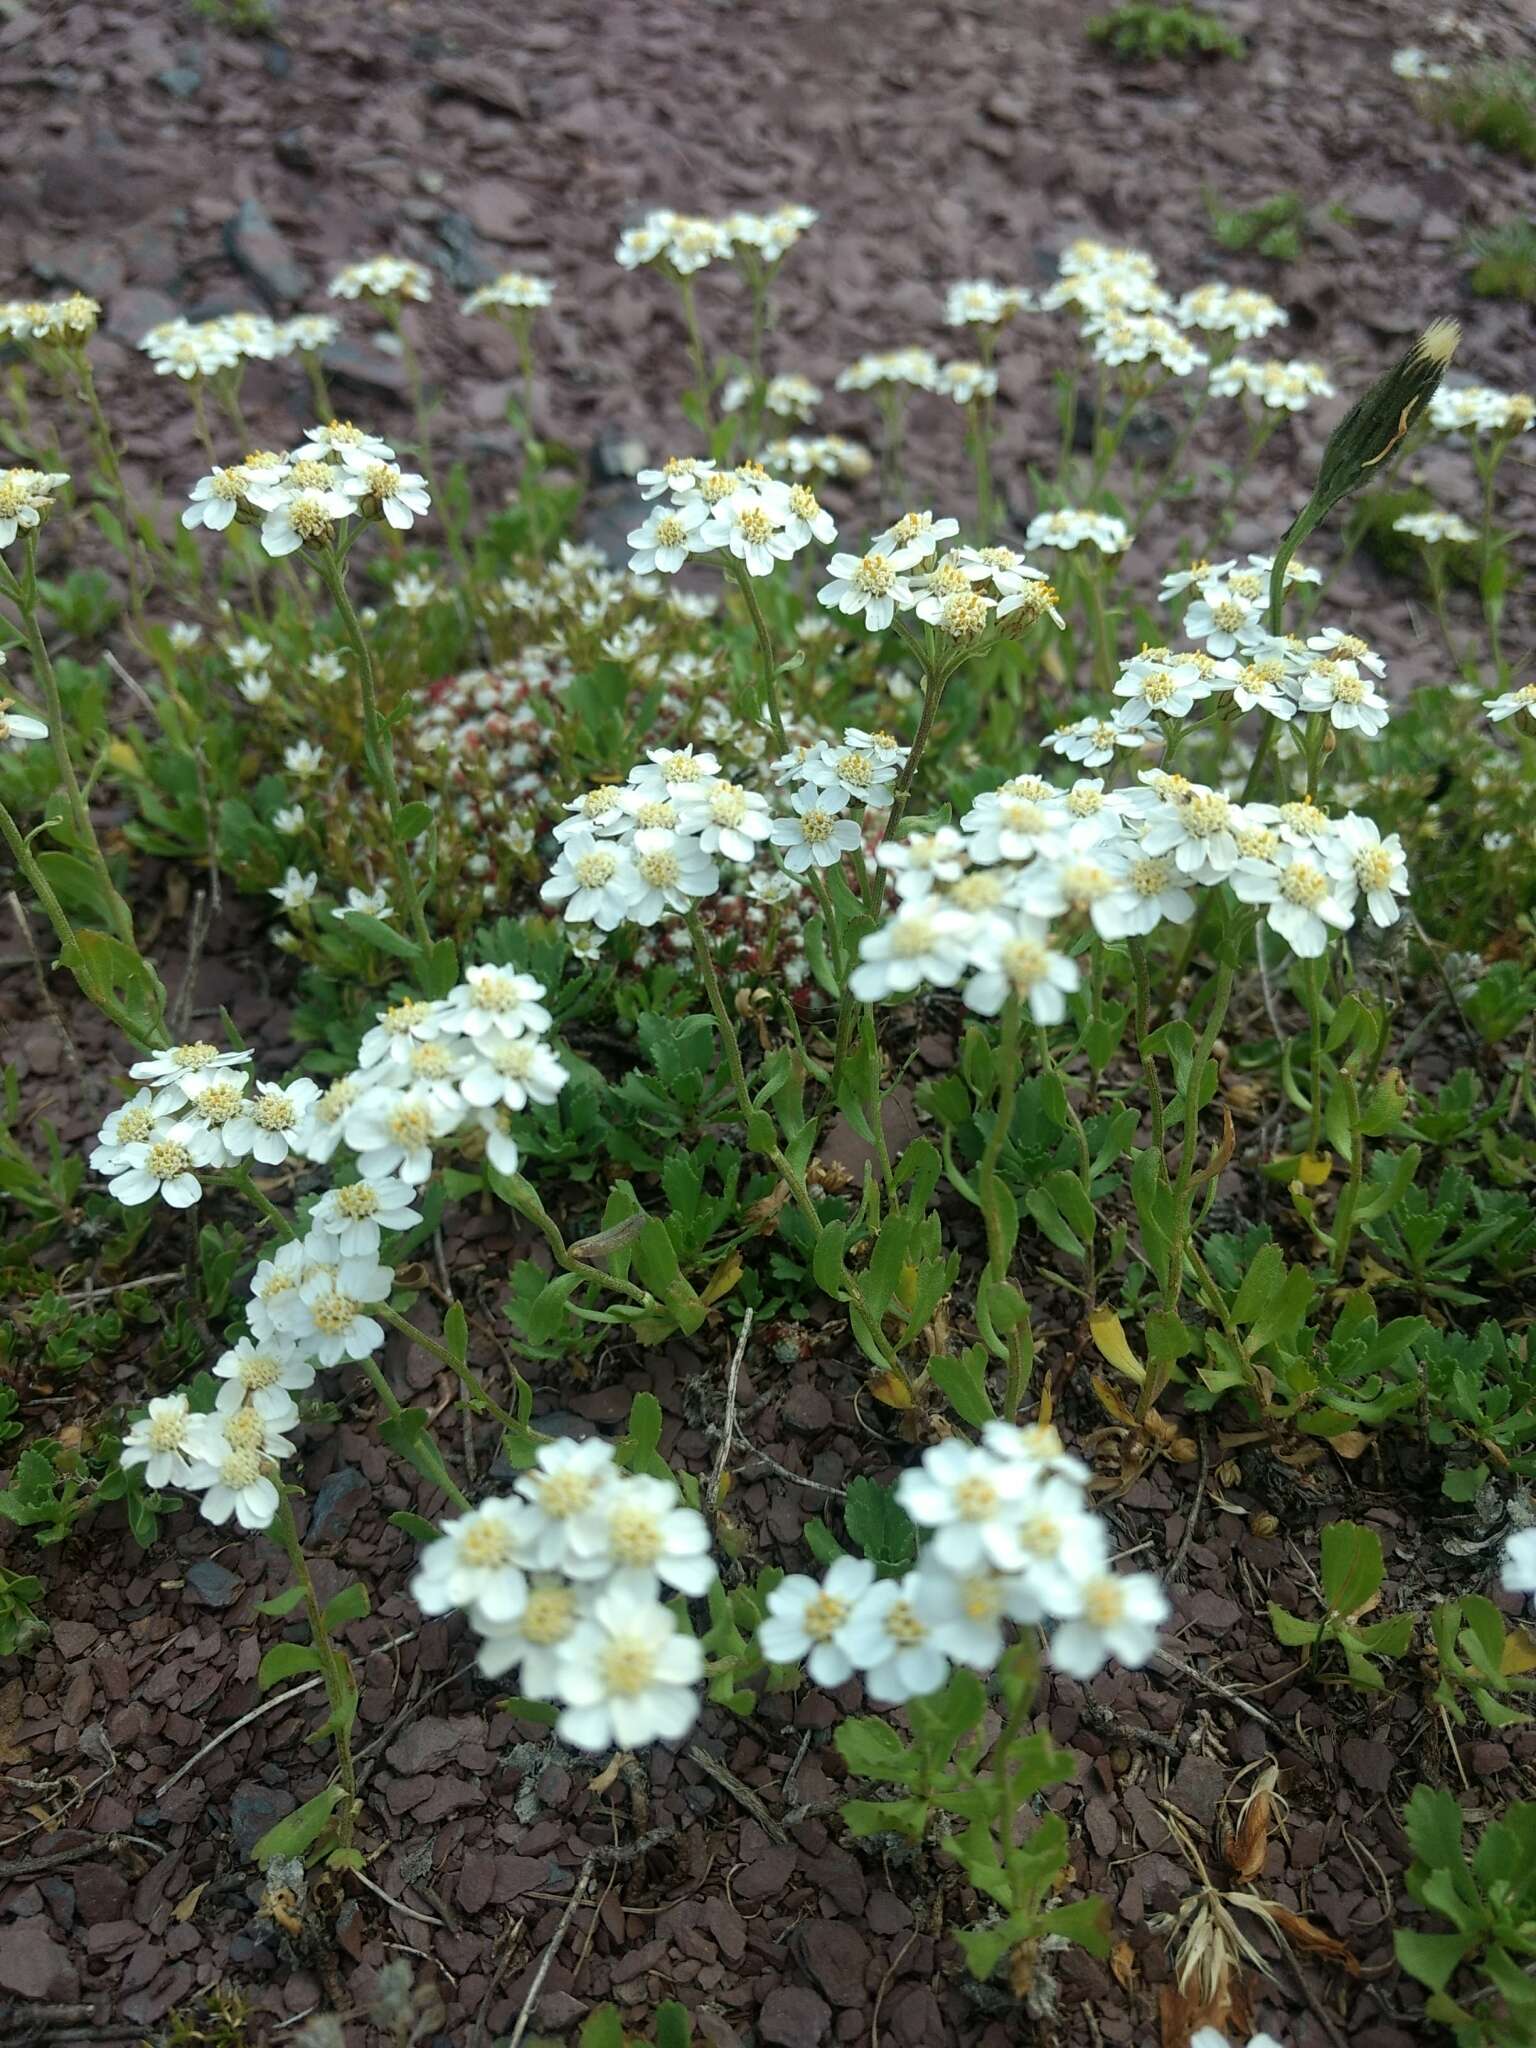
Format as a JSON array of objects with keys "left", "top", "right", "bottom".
[{"left": 3, "top": 2, "right": 1536, "bottom": 2043}]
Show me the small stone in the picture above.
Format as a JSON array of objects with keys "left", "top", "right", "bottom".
[
  {"left": 384, "top": 1716, "right": 461, "bottom": 1775},
  {"left": 1341, "top": 1737, "right": 1395, "bottom": 1796},
  {"left": 759, "top": 1985, "right": 831, "bottom": 2048},
  {"left": 183, "top": 1559, "right": 241, "bottom": 1609},
  {"left": 223, "top": 198, "right": 310, "bottom": 309},
  {"left": 794, "top": 1922, "right": 870, "bottom": 2006},
  {"left": 1169, "top": 1754, "right": 1226, "bottom": 1828},
  {"left": 781, "top": 1384, "right": 833, "bottom": 1434},
  {"left": 307, "top": 1467, "right": 369, "bottom": 1545},
  {"left": 155, "top": 63, "right": 201, "bottom": 99},
  {"left": 229, "top": 1781, "right": 293, "bottom": 1856},
  {"left": 0, "top": 1918, "right": 78, "bottom": 2000}
]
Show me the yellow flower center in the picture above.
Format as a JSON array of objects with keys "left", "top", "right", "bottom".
[
  {"left": 884, "top": 1600, "right": 928, "bottom": 1648},
  {"left": 1018, "top": 1513, "right": 1061, "bottom": 1557},
  {"left": 1130, "top": 856, "right": 1172, "bottom": 898},
  {"left": 1357, "top": 847, "right": 1394, "bottom": 890},
  {"left": 148, "top": 1410, "right": 188, "bottom": 1451},
  {"left": 609, "top": 1503, "right": 663, "bottom": 1566},
  {"left": 1186, "top": 793, "right": 1231, "bottom": 835},
  {"left": 522, "top": 1586, "right": 578, "bottom": 1644},
  {"left": 145, "top": 1139, "right": 193, "bottom": 1180},
  {"left": 387, "top": 1104, "right": 433, "bottom": 1149},
  {"left": 573, "top": 849, "right": 619, "bottom": 888},
  {"left": 854, "top": 553, "right": 896, "bottom": 597},
  {"left": 1280, "top": 861, "right": 1329, "bottom": 909},
  {"left": 240, "top": 1351, "right": 284, "bottom": 1391},
  {"left": 737, "top": 505, "right": 775, "bottom": 544},
  {"left": 798, "top": 808, "right": 836, "bottom": 845},
  {"left": 336, "top": 1183, "right": 380, "bottom": 1220},
  {"left": 310, "top": 1289, "right": 358, "bottom": 1336},
  {"left": 172, "top": 1042, "right": 221, "bottom": 1070},
  {"left": 954, "top": 1476, "right": 1000, "bottom": 1520},
  {"left": 1082, "top": 1578, "right": 1125, "bottom": 1628},
  {"left": 599, "top": 1637, "right": 659, "bottom": 1697},
  {"left": 537, "top": 1470, "right": 596, "bottom": 1519},
  {"left": 117, "top": 1105, "right": 158, "bottom": 1143},
  {"left": 221, "top": 1447, "right": 264, "bottom": 1489},
  {"left": 654, "top": 513, "right": 688, "bottom": 547},
  {"left": 636, "top": 847, "right": 681, "bottom": 887},
  {"left": 461, "top": 1516, "right": 519, "bottom": 1568},
  {"left": 253, "top": 1091, "right": 298, "bottom": 1130},
  {"left": 1003, "top": 940, "right": 1049, "bottom": 992},
  {"left": 802, "top": 1592, "right": 848, "bottom": 1641}
]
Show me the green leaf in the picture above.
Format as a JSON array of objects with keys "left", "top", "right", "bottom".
[
  {"left": 840, "top": 1795, "right": 928, "bottom": 1839},
  {"left": 389, "top": 1510, "right": 442, "bottom": 1545},
  {"left": 909, "top": 1670, "right": 986, "bottom": 1765},
  {"left": 927, "top": 1349, "right": 996, "bottom": 1428},
  {"left": 1403, "top": 1783, "right": 1468, "bottom": 1872},
  {"left": 394, "top": 799, "right": 433, "bottom": 840},
  {"left": 258, "top": 1642, "right": 324, "bottom": 1689},
  {"left": 578, "top": 2005, "right": 626, "bottom": 2048},
  {"left": 655, "top": 2002, "right": 694, "bottom": 2048},
  {"left": 1394, "top": 1927, "right": 1476, "bottom": 1994},
  {"left": 443, "top": 1301, "right": 469, "bottom": 1364},
  {"left": 256, "top": 1583, "right": 309, "bottom": 1619},
  {"left": 378, "top": 1406, "right": 461, "bottom": 1502},
  {"left": 1268, "top": 1603, "right": 1321, "bottom": 1649},
  {"left": 338, "top": 910, "right": 420, "bottom": 959},
  {"left": 321, "top": 1582, "right": 370, "bottom": 1630},
  {"left": 1048, "top": 1896, "right": 1112, "bottom": 1956},
  {"left": 420, "top": 936, "right": 460, "bottom": 1000},
  {"left": 843, "top": 1476, "right": 917, "bottom": 1573},
  {"left": 1321, "top": 1520, "right": 1385, "bottom": 1619},
  {"left": 250, "top": 1781, "right": 346, "bottom": 1865},
  {"left": 835, "top": 1716, "right": 914, "bottom": 1779}
]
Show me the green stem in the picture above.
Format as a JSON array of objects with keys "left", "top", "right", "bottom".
[
  {"left": 302, "top": 350, "right": 333, "bottom": 421},
  {"left": 1330, "top": 1069, "right": 1365, "bottom": 1282},
  {"left": 1129, "top": 939, "right": 1168, "bottom": 1162},
  {"left": 273, "top": 1491, "right": 359, "bottom": 1850},
  {"left": 1040, "top": 1026, "right": 1096, "bottom": 1308},
  {"left": 675, "top": 275, "right": 714, "bottom": 429},
  {"left": 730, "top": 560, "right": 788, "bottom": 748},
  {"left": 315, "top": 547, "right": 433, "bottom": 954},
  {"left": 1160, "top": 958, "right": 1236, "bottom": 1319},
  {"left": 1303, "top": 955, "right": 1326, "bottom": 1158},
  {"left": 3, "top": 542, "right": 134, "bottom": 945}
]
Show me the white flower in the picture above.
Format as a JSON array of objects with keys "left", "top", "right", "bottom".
[
  {"left": 182, "top": 466, "right": 249, "bottom": 532},
  {"left": 1142, "top": 786, "right": 1243, "bottom": 880},
  {"left": 394, "top": 571, "right": 439, "bottom": 610},
  {"left": 1428, "top": 384, "right": 1533, "bottom": 438},
  {"left": 911, "top": 1562, "right": 1043, "bottom": 1668},
  {"left": 1184, "top": 582, "right": 1264, "bottom": 658},
  {"left": 341, "top": 457, "right": 432, "bottom": 531},
  {"left": 260, "top": 485, "right": 353, "bottom": 558},
  {"left": 1231, "top": 845, "right": 1356, "bottom": 958},
  {"left": 962, "top": 917, "right": 1081, "bottom": 1024},
  {"left": 770, "top": 786, "right": 865, "bottom": 873},
  {"left": 225, "top": 634, "right": 273, "bottom": 673},
  {"left": 817, "top": 548, "right": 917, "bottom": 631},
  {"left": 553, "top": 1588, "right": 705, "bottom": 1752},
  {"left": 412, "top": 1498, "right": 533, "bottom": 1628},
  {"left": 463, "top": 272, "right": 554, "bottom": 314},
  {"left": 280, "top": 314, "right": 341, "bottom": 353},
  {"left": 1007, "top": 1474, "right": 1112, "bottom": 1615},
  {"left": 1326, "top": 815, "right": 1408, "bottom": 927},
  {"left": 510, "top": 1438, "right": 618, "bottom": 1570},
  {"left": 1211, "top": 357, "right": 1335, "bottom": 412},
  {"left": 895, "top": 1441, "right": 1034, "bottom": 1574},
  {"left": 876, "top": 827, "right": 967, "bottom": 900},
  {"left": 1191, "top": 2031, "right": 1286, "bottom": 2048},
  {"left": 699, "top": 490, "right": 798, "bottom": 577},
  {"left": 310, "top": 1174, "right": 423, "bottom": 1256},
  {"left": 457, "top": 1036, "right": 568, "bottom": 1115},
  {"left": 945, "top": 278, "right": 1031, "bottom": 328},
  {"left": 90, "top": 1089, "right": 171, "bottom": 1174},
  {"left": 849, "top": 903, "right": 974, "bottom": 1002},
  {"left": 960, "top": 789, "right": 1068, "bottom": 865},
  {"left": 935, "top": 359, "right": 999, "bottom": 405},
  {"left": 213, "top": 1337, "right": 317, "bottom": 1417},
  {"left": 636, "top": 457, "right": 715, "bottom": 501},
  {"left": 120, "top": 1394, "right": 200, "bottom": 1490},
  {"left": 1024, "top": 508, "right": 1129, "bottom": 555},
  {"left": 563, "top": 1474, "right": 716, "bottom": 1601},
  {"left": 182, "top": 1406, "right": 296, "bottom": 1531},
  {"left": 269, "top": 867, "right": 317, "bottom": 911},
  {"left": 1296, "top": 658, "right": 1390, "bottom": 737},
  {"left": 758, "top": 1556, "right": 877, "bottom": 1685},
  {"left": 273, "top": 805, "right": 306, "bottom": 834},
  {"left": 1306, "top": 628, "right": 1385, "bottom": 679},
  {"left": 1174, "top": 284, "right": 1288, "bottom": 340},
  {"left": 541, "top": 833, "right": 637, "bottom": 929},
  {"left": 1501, "top": 1529, "right": 1536, "bottom": 1597},
  {"left": 295, "top": 1254, "right": 393, "bottom": 1365},
  {"left": 681, "top": 779, "right": 773, "bottom": 862},
  {"left": 835, "top": 348, "right": 940, "bottom": 394},
  {"left": 329, "top": 256, "right": 433, "bottom": 303},
  {"left": 1393, "top": 509, "right": 1478, "bottom": 546},
  {"left": 1049, "top": 1571, "right": 1169, "bottom": 1679},
  {"left": 344, "top": 1084, "right": 454, "bottom": 1183},
  {"left": 840, "top": 1571, "right": 951, "bottom": 1705},
  {"left": 626, "top": 498, "right": 710, "bottom": 575},
  {"left": 105, "top": 1122, "right": 218, "bottom": 1209},
  {"left": 441, "top": 966, "right": 552, "bottom": 1043},
  {"left": 283, "top": 739, "right": 326, "bottom": 779},
  {"left": 622, "top": 827, "right": 718, "bottom": 923},
  {"left": 128, "top": 1040, "right": 250, "bottom": 1109},
  {"left": 221, "top": 1076, "right": 322, "bottom": 1166},
  {"left": 1484, "top": 683, "right": 1536, "bottom": 725}
]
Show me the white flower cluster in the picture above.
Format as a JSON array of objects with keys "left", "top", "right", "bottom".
[
  {"left": 139, "top": 313, "right": 339, "bottom": 380},
  {"left": 1503, "top": 1529, "right": 1536, "bottom": 1598},
  {"left": 820, "top": 512, "right": 1064, "bottom": 638},
  {"left": 413, "top": 1439, "right": 714, "bottom": 1751},
  {"left": 1024, "top": 507, "right": 1129, "bottom": 556},
  {"left": 835, "top": 347, "right": 941, "bottom": 395},
  {"left": 1427, "top": 384, "right": 1535, "bottom": 438},
  {"left": 1391, "top": 45, "right": 1453, "bottom": 82},
  {"left": 1083, "top": 310, "right": 1207, "bottom": 378},
  {"left": 625, "top": 456, "right": 837, "bottom": 581},
  {"left": 1393, "top": 508, "right": 1478, "bottom": 547},
  {"left": 0, "top": 466, "right": 69, "bottom": 549},
  {"left": 1210, "top": 356, "right": 1336, "bottom": 413},
  {"left": 182, "top": 422, "right": 430, "bottom": 555},
  {"left": 944, "top": 278, "right": 1033, "bottom": 329},
  {"left": 719, "top": 371, "right": 822, "bottom": 423},
  {"left": 462, "top": 272, "right": 555, "bottom": 316},
  {"left": 0, "top": 293, "right": 101, "bottom": 344},
  {"left": 615, "top": 205, "right": 817, "bottom": 274},
  {"left": 1174, "top": 284, "right": 1288, "bottom": 341},
  {"left": 328, "top": 256, "right": 434, "bottom": 304},
  {"left": 762, "top": 1426, "right": 1168, "bottom": 1701},
  {"left": 762, "top": 434, "right": 873, "bottom": 483},
  {"left": 1041, "top": 239, "right": 1167, "bottom": 318},
  {"left": 105, "top": 981, "right": 567, "bottom": 1532}
]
